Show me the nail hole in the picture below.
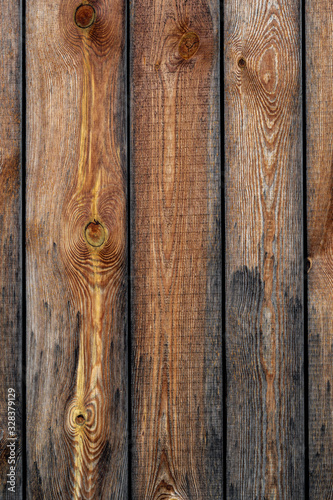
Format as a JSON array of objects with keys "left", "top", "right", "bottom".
[
  {"left": 75, "top": 4, "right": 95, "bottom": 29},
  {"left": 238, "top": 57, "right": 246, "bottom": 68},
  {"left": 75, "top": 414, "right": 85, "bottom": 425}
]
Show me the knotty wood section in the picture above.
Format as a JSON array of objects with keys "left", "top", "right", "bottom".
[
  {"left": 306, "top": 1, "right": 333, "bottom": 496},
  {"left": 130, "top": 0, "right": 222, "bottom": 498},
  {"left": 26, "top": 0, "right": 127, "bottom": 497},
  {"left": 224, "top": 0, "right": 304, "bottom": 498},
  {"left": 0, "top": 0, "right": 22, "bottom": 496}
]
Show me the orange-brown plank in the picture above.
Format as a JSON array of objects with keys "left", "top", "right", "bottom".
[
  {"left": 224, "top": 0, "right": 304, "bottom": 497},
  {"left": 130, "top": 0, "right": 222, "bottom": 497},
  {"left": 0, "top": 0, "right": 23, "bottom": 496},
  {"left": 26, "top": 0, "right": 128, "bottom": 497},
  {"left": 306, "top": 0, "right": 333, "bottom": 496}
]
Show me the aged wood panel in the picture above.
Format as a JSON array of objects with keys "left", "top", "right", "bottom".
[
  {"left": 0, "top": 0, "right": 22, "bottom": 497},
  {"left": 130, "top": 0, "right": 222, "bottom": 498},
  {"left": 224, "top": 0, "right": 304, "bottom": 498},
  {"left": 306, "top": 0, "right": 333, "bottom": 496},
  {"left": 26, "top": 0, "right": 128, "bottom": 497}
]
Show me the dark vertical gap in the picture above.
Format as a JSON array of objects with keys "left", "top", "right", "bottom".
[
  {"left": 221, "top": 0, "right": 227, "bottom": 498},
  {"left": 301, "top": 0, "right": 309, "bottom": 497},
  {"left": 20, "top": 0, "right": 27, "bottom": 496},
  {"left": 126, "top": 0, "right": 132, "bottom": 497}
]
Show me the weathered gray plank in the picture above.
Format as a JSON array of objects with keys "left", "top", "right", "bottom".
[
  {"left": 224, "top": 0, "right": 304, "bottom": 497},
  {"left": 0, "top": 0, "right": 23, "bottom": 496},
  {"left": 306, "top": 0, "right": 333, "bottom": 496}
]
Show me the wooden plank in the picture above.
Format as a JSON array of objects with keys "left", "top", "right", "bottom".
[
  {"left": 0, "top": 0, "right": 23, "bottom": 496},
  {"left": 224, "top": 0, "right": 304, "bottom": 497},
  {"left": 26, "top": 0, "right": 128, "bottom": 497},
  {"left": 130, "top": 0, "right": 222, "bottom": 497},
  {"left": 306, "top": 0, "right": 333, "bottom": 496}
]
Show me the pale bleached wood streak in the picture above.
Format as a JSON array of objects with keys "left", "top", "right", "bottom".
[
  {"left": 130, "top": 0, "right": 222, "bottom": 498},
  {"left": 306, "top": 1, "right": 333, "bottom": 497},
  {"left": 26, "top": 0, "right": 128, "bottom": 497},
  {"left": 224, "top": 0, "right": 304, "bottom": 497},
  {"left": 0, "top": 0, "right": 23, "bottom": 497}
]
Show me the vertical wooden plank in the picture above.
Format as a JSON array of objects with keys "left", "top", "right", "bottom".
[
  {"left": 0, "top": 0, "right": 23, "bottom": 496},
  {"left": 130, "top": 0, "right": 222, "bottom": 498},
  {"left": 26, "top": 0, "right": 128, "bottom": 497},
  {"left": 224, "top": 0, "right": 304, "bottom": 498},
  {"left": 306, "top": 1, "right": 333, "bottom": 496}
]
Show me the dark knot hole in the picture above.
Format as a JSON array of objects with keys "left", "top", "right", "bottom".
[
  {"left": 238, "top": 57, "right": 246, "bottom": 69},
  {"left": 75, "top": 414, "right": 86, "bottom": 425}
]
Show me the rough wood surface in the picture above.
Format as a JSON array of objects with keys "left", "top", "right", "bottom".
[
  {"left": 306, "top": 0, "right": 333, "bottom": 496},
  {"left": 224, "top": 0, "right": 304, "bottom": 497},
  {"left": 130, "top": 0, "right": 222, "bottom": 498},
  {"left": 0, "top": 0, "right": 22, "bottom": 496},
  {"left": 26, "top": 0, "right": 128, "bottom": 497}
]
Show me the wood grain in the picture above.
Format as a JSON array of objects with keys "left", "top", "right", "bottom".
[
  {"left": 0, "top": 0, "right": 23, "bottom": 496},
  {"left": 26, "top": 0, "right": 128, "bottom": 497},
  {"left": 224, "top": 0, "right": 304, "bottom": 497},
  {"left": 130, "top": 0, "right": 222, "bottom": 498},
  {"left": 306, "top": 0, "right": 333, "bottom": 496}
]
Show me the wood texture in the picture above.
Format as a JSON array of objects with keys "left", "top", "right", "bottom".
[
  {"left": 130, "top": 0, "right": 222, "bottom": 498},
  {"left": 306, "top": 0, "right": 333, "bottom": 496},
  {"left": 0, "top": 0, "right": 23, "bottom": 496},
  {"left": 26, "top": 0, "right": 128, "bottom": 497},
  {"left": 224, "top": 0, "right": 304, "bottom": 497}
]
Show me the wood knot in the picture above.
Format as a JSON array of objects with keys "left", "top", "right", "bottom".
[
  {"left": 85, "top": 220, "right": 105, "bottom": 247},
  {"left": 75, "top": 4, "right": 95, "bottom": 28},
  {"left": 178, "top": 32, "right": 200, "bottom": 60},
  {"left": 238, "top": 57, "right": 246, "bottom": 69},
  {"left": 75, "top": 414, "right": 86, "bottom": 426}
]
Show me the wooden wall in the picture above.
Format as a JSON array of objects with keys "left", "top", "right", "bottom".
[{"left": 0, "top": 0, "right": 332, "bottom": 498}]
